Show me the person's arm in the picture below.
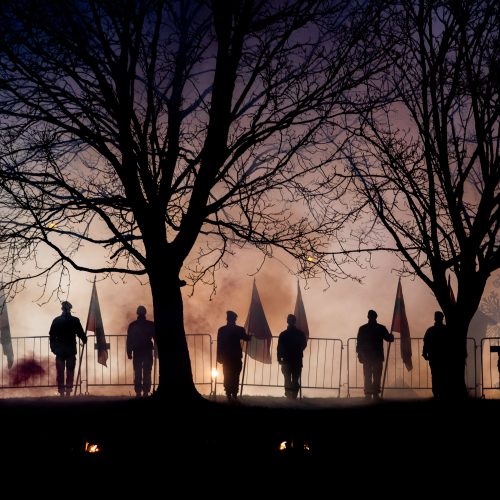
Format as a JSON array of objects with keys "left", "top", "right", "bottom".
[
  {"left": 76, "top": 318, "right": 87, "bottom": 344},
  {"left": 48, "top": 320, "right": 56, "bottom": 354},
  {"left": 422, "top": 330, "right": 430, "bottom": 360},
  {"left": 216, "top": 328, "right": 224, "bottom": 363},
  {"left": 277, "top": 334, "right": 284, "bottom": 364},
  {"left": 356, "top": 328, "right": 362, "bottom": 353},
  {"left": 383, "top": 326, "right": 394, "bottom": 342},
  {"left": 356, "top": 328, "right": 366, "bottom": 363},
  {"left": 126, "top": 325, "right": 133, "bottom": 359}
]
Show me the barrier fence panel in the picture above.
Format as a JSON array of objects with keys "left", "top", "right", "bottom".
[
  {"left": 301, "top": 338, "right": 343, "bottom": 397},
  {"left": 215, "top": 336, "right": 343, "bottom": 398},
  {"left": 0, "top": 333, "right": 212, "bottom": 397},
  {"left": 481, "top": 337, "right": 500, "bottom": 398},
  {"left": 347, "top": 337, "right": 477, "bottom": 398},
  {"left": 0, "top": 336, "right": 89, "bottom": 397},
  {"left": 84, "top": 333, "right": 213, "bottom": 395}
]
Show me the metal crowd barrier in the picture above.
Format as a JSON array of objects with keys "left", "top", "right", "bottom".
[
  {"left": 480, "top": 337, "right": 500, "bottom": 398},
  {"left": 346, "top": 337, "right": 477, "bottom": 397},
  {"left": 3, "top": 333, "right": 499, "bottom": 399},
  {"left": 214, "top": 336, "right": 344, "bottom": 398},
  {"left": 0, "top": 333, "right": 213, "bottom": 397}
]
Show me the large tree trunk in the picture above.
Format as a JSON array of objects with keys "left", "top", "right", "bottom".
[
  {"left": 441, "top": 272, "right": 487, "bottom": 399},
  {"left": 443, "top": 318, "right": 469, "bottom": 399},
  {"left": 148, "top": 259, "right": 200, "bottom": 402}
]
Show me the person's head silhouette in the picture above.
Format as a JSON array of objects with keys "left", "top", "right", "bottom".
[
  {"left": 61, "top": 301, "right": 72, "bottom": 314},
  {"left": 226, "top": 310, "right": 237, "bottom": 324},
  {"left": 434, "top": 311, "right": 444, "bottom": 323}
]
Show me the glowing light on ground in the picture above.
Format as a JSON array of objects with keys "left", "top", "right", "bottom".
[{"left": 84, "top": 441, "right": 101, "bottom": 453}]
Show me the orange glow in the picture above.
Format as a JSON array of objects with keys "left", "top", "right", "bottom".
[{"left": 84, "top": 441, "right": 101, "bottom": 453}]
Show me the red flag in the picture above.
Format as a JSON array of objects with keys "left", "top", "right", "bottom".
[
  {"left": 294, "top": 281, "right": 309, "bottom": 339},
  {"left": 0, "top": 286, "right": 14, "bottom": 369},
  {"left": 447, "top": 275, "right": 456, "bottom": 304},
  {"left": 391, "top": 278, "right": 412, "bottom": 371},
  {"left": 244, "top": 280, "right": 272, "bottom": 364},
  {"left": 86, "top": 278, "right": 109, "bottom": 367}
]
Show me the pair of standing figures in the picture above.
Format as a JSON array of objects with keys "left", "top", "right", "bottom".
[
  {"left": 49, "top": 302, "right": 155, "bottom": 397},
  {"left": 358, "top": 309, "right": 467, "bottom": 400},
  {"left": 216, "top": 311, "right": 308, "bottom": 401}
]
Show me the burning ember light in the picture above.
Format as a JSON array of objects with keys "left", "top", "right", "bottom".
[
  {"left": 278, "top": 439, "right": 311, "bottom": 453},
  {"left": 84, "top": 441, "right": 102, "bottom": 454},
  {"left": 211, "top": 368, "right": 218, "bottom": 379}
]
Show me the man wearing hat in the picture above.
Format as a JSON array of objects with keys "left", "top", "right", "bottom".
[
  {"left": 127, "top": 305, "right": 156, "bottom": 398},
  {"left": 216, "top": 310, "right": 251, "bottom": 402},
  {"left": 356, "top": 309, "right": 394, "bottom": 400},
  {"left": 49, "top": 301, "right": 87, "bottom": 396}
]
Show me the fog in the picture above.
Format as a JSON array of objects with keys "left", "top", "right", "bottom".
[{"left": 5, "top": 247, "right": 498, "bottom": 348}]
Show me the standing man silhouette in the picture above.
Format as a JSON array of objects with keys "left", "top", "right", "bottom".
[
  {"left": 356, "top": 309, "right": 394, "bottom": 400},
  {"left": 217, "top": 310, "right": 251, "bottom": 402},
  {"left": 127, "top": 305, "right": 156, "bottom": 398},
  {"left": 49, "top": 301, "right": 87, "bottom": 397},
  {"left": 423, "top": 311, "right": 448, "bottom": 398},
  {"left": 277, "top": 314, "right": 308, "bottom": 399}
]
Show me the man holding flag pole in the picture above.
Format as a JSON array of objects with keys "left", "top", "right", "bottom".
[
  {"left": 49, "top": 300, "right": 87, "bottom": 397},
  {"left": 357, "top": 309, "right": 394, "bottom": 400}
]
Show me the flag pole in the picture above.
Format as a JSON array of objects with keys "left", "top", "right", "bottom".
[
  {"left": 74, "top": 276, "right": 96, "bottom": 396},
  {"left": 73, "top": 339, "right": 86, "bottom": 396},
  {"left": 380, "top": 333, "right": 392, "bottom": 398},
  {"left": 240, "top": 337, "right": 249, "bottom": 397}
]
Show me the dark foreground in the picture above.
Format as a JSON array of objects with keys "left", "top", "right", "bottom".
[{"left": 1, "top": 395, "right": 498, "bottom": 495}]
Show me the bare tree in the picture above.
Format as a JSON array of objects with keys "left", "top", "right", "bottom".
[
  {"left": 346, "top": 0, "right": 499, "bottom": 397},
  {"left": 0, "top": 0, "right": 385, "bottom": 399}
]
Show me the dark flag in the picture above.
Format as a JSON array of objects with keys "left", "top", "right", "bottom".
[
  {"left": 391, "top": 278, "right": 413, "bottom": 371},
  {"left": 86, "top": 278, "right": 109, "bottom": 367},
  {"left": 244, "top": 279, "right": 272, "bottom": 364},
  {"left": 294, "top": 281, "right": 309, "bottom": 339},
  {"left": 0, "top": 286, "right": 14, "bottom": 369}
]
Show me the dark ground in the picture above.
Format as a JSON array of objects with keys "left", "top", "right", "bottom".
[{"left": 2, "top": 395, "right": 498, "bottom": 496}]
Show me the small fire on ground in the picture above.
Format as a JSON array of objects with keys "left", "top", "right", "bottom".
[{"left": 84, "top": 441, "right": 102, "bottom": 454}]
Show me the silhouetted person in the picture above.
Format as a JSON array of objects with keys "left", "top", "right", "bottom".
[
  {"left": 356, "top": 309, "right": 394, "bottom": 400},
  {"left": 49, "top": 301, "right": 87, "bottom": 397},
  {"left": 127, "top": 305, "right": 155, "bottom": 398},
  {"left": 423, "top": 311, "right": 448, "bottom": 398},
  {"left": 216, "top": 310, "right": 251, "bottom": 402},
  {"left": 277, "top": 314, "right": 307, "bottom": 399}
]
